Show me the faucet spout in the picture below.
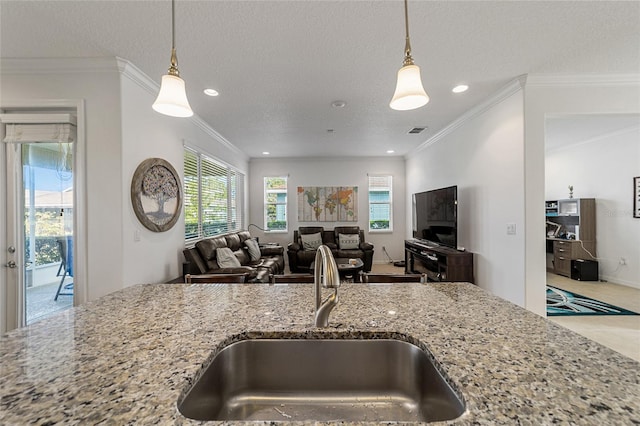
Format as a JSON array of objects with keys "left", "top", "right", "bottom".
[{"left": 314, "top": 245, "right": 340, "bottom": 327}]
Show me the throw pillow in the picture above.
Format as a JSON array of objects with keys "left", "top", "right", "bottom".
[
  {"left": 216, "top": 247, "right": 241, "bottom": 268},
  {"left": 244, "top": 238, "right": 261, "bottom": 262},
  {"left": 338, "top": 233, "right": 360, "bottom": 250},
  {"left": 300, "top": 232, "right": 323, "bottom": 251}
]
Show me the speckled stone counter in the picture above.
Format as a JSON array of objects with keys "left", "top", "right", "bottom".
[{"left": 1, "top": 282, "right": 638, "bottom": 424}]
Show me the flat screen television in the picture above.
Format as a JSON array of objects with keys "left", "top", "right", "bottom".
[{"left": 412, "top": 185, "right": 458, "bottom": 249}]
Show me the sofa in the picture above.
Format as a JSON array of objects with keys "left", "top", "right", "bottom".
[
  {"left": 287, "top": 226, "right": 374, "bottom": 273},
  {"left": 182, "top": 230, "right": 285, "bottom": 283}
]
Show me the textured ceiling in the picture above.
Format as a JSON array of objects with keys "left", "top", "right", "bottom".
[{"left": 1, "top": 0, "right": 639, "bottom": 158}]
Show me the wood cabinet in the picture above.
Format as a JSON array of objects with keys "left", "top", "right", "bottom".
[
  {"left": 546, "top": 198, "right": 596, "bottom": 277},
  {"left": 551, "top": 239, "right": 596, "bottom": 277},
  {"left": 405, "top": 239, "right": 474, "bottom": 283}
]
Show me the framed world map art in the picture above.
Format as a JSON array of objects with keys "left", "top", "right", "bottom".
[
  {"left": 131, "top": 158, "right": 182, "bottom": 232},
  {"left": 297, "top": 186, "right": 358, "bottom": 222}
]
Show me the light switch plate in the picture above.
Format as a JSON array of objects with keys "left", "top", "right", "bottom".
[{"left": 507, "top": 223, "right": 516, "bottom": 235}]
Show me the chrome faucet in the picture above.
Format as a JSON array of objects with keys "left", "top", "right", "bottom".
[{"left": 314, "top": 245, "right": 340, "bottom": 327}]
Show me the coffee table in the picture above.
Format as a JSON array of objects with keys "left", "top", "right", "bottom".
[{"left": 311, "top": 258, "right": 364, "bottom": 283}]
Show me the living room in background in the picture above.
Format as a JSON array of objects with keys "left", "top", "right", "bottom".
[
  {"left": 183, "top": 147, "right": 244, "bottom": 243},
  {"left": 368, "top": 175, "right": 393, "bottom": 232},
  {"left": 264, "top": 176, "right": 287, "bottom": 232}
]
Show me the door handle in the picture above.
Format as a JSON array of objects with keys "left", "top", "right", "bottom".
[{"left": 5, "top": 260, "right": 17, "bottom": 268}]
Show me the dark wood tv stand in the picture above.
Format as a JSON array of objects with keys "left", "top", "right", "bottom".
[{"left": 404, "top": 239, "right": 474, "bottom": 283}]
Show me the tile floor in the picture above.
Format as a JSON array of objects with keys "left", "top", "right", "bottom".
[
  {"left": 547, "top": 272, "right": 640, "bottom": 362},
  {"left": 26, "top": 279, "right": 73, "bottom": 325},
  {"left": 373, "top": 263, "right": 640, "bottom": 362}
]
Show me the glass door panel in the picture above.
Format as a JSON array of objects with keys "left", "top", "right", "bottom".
[
  {"left": 5, "top": 141, "right": 74, "bottom": 328},
  {"left": 23, "top": 142, "right": 74, "bottom": 324}
]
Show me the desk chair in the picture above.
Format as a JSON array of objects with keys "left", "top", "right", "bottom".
[
  {"left": 361, "top": 273, "right": 425, "bottom": 284},
  {"left": 54, "top": 236, "right": 74, "bottom": 300},
  {"left": 269, "top": 274, "right": 315, "bottom": 284},
  {"left": 184, "top": 273, "right": 247, "bottom": 284}
]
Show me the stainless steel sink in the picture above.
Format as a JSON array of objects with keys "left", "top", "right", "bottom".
[{"left": 178, "top": 337, "right": 466, "bottom": 422}]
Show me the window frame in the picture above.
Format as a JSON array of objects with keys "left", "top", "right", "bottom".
[
  {"left": 184, "top": 146, "right": 245, "bottom": 243},
  {"left": 368, "top": 174, "right": 393, "bottom": 233},
  {"left": 263, "top": 176, "right": 288, "bottom": 233}
]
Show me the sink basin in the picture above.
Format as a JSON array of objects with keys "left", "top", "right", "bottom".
[{"left": 178, "top": 336, "right": 466, "bottom": 422}]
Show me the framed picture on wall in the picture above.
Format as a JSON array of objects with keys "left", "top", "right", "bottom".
[{"left": 634, "top": 176, "right": 640, "bottom": 218}]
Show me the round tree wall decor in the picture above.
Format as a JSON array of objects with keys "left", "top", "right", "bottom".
[{"left": 131, "top": 158, "right": 182, "bottom": 232}]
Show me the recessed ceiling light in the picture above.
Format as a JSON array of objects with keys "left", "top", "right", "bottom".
[
  {"left": 452, "top": 84, "right": 469, "bottom": 94},
  {"left": 262, "top": 151, "right": 270, "bottom": 155},
  {"left": 204, "top": 88, "right": 219, "bottom": 96},
  {"left": 331, "top": 101, "right": 346, "bottom": 108},
  {"left": 387, "top": 150, "right": 395, "bottom": 154}
]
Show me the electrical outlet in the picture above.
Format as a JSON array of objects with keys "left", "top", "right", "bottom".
[
  {"left": 619, "top": 257, "right": 627, "bottom": 265},
  {"left": 506, "top": 223, "right": 516, "bottom": 235}
]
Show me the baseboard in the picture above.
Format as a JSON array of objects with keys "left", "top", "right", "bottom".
[{"left": 600, "top": 274, "right": 640, "bottom": 290}]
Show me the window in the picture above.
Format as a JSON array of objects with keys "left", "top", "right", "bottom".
[
  {"left": 368, "top": 175, "right": 392, "bottom": 231},
  {"left": 184, "top": 147, "right": 244, "bottom": 242},
  {"left": 264, "top": 177, "right": 287, "bottom": 231}
]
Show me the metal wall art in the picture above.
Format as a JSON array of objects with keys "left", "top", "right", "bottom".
[{"left": 131, "top": 158, "right": 182, "bottom": 232}]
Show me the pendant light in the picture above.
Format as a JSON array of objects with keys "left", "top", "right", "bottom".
[
  {"left": 152, "top": 0, "right": 194, "bottom": 118},
  {"left": 390, "top": 0, "right": 429, "bottom": 111}
]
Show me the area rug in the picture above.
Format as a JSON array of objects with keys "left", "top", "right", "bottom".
[{"left": 547, "top": 285, "right": 639, "bottom": 316}]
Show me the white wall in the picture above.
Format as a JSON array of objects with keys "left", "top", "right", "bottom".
[
  {"left": 1, "top": 59, "right": 124, "bottom": 301},
  {"left": 1, "top": 58, "right": 249, "bottom": 305},
  {"left": 119, "top": 63, "right": 249, "bottom": 288},
  {"left": 545, "top": 124, "right": 640, "bottom": 288},
  {"left": 524, "top": 75, "right": 640, "bottom": 314},
  {"left": 248, "top": 157, "right": 406, "bottom": 269},
  {"left": 405, "top": 83, "right": 526, "bottom": 307}
]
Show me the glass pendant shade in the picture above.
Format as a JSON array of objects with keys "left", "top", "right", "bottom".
[
  {"left": 153, "top": 74, "right": 194, "bottom": 118},
  {"left": 390, "top": 64, "right": 429, "bottom": 111}
]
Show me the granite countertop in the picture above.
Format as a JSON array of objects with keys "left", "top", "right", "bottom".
[{"left": 1, "top": 282, "right": 638, "bottom": 424}]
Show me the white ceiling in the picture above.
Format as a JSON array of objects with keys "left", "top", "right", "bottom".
[
  {"left": 546, "top": 114, "right": 640, "bottom": 152},
  {"left": 2, "top": 1, "right": 639, "bottom": 158}
]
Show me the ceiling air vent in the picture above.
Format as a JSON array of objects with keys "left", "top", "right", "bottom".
[{"left": 408, "top": 127, "right": 427, "bottom": 134}]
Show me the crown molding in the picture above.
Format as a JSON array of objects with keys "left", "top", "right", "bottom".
[
  {"left": 525, "top": 73, "right": 640, "bottom": 87},
  {"left": 116, "top": 57, "right": 247, "bottom": 160},
  {"left": 189, "top": 116, "right": 248, "bottom": 160},
  {"left": 2, "top": 57, "right": 247, "bottom": 161},
  {"left": 410, "top": 76, "right": 526, "bottom": 156},
  {"left": 116, "top": 57, "right": 159, "bottom": 94}
]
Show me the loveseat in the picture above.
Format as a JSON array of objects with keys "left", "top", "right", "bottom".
[
  {"left": 182, "top": 230, "right": 284, "bottom": 283},
  {"left": 287, "top": 226, "right": 374, "bottom": 273}
]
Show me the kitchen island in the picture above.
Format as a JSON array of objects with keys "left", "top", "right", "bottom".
[{"left": 1, "top": 282, "right": 638, "bottom": 424}]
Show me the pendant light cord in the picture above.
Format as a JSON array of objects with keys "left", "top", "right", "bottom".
[
  {"left": 402, "top": 0, "right": 414, "bottom": 66},
  {"left": 168, "top": 0, "right": 180, "bottom": 77},
  {"left": 171, "top": 0, "right": 176, "bottom": 50}
]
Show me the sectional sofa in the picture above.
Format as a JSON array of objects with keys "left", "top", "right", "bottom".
[{"left": 182, "top": 230, "right": 284, "bottom": 283}]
